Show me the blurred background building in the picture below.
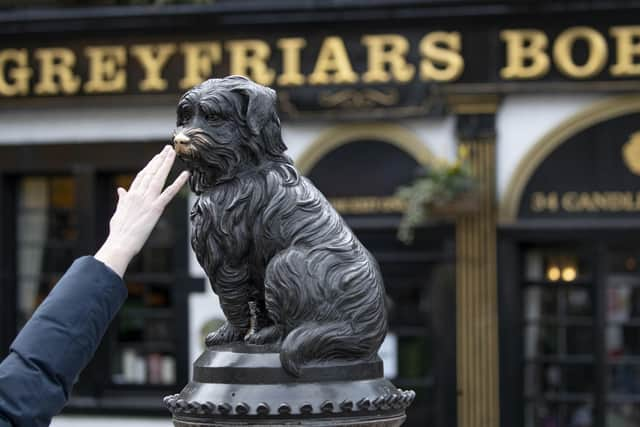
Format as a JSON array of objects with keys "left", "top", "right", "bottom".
[{"left": 0, "top": 1, "right": 639, "bottom": 426}]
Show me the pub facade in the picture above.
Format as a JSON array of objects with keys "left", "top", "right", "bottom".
[{"left": 0, "top": 1, "right": 639, "bottom": 426}]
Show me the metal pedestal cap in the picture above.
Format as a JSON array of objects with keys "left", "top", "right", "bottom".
[{"left": 165, "top": 344, "right": 415, "bottom": 426}]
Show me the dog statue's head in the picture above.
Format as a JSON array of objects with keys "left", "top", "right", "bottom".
[{"left": 172, "top": 75, "right": 289, "bottom": 193}]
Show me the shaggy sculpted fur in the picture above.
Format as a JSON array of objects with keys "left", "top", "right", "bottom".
[{"left": 173, "top": 76, "right": 387, "bottom": 376}]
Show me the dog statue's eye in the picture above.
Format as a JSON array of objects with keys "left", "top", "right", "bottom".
[
  {"left": 206, "top": 113, "right": 220, "bottom": 122},
  {"left": 178, "top": 108, "right": 192, "bottom": 126}
]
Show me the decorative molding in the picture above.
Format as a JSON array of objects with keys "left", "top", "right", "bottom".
[
  {"left": 164, "top": 389, "right": 415, "bottom": 417},
  {"left": 500, "top": 95, "right": 640, "bottom": 223},
  {"left": 295, "top": 123, "right": 433, "bottom": 174},
  {"left": 318, "top": 89, "right": 399, "bottom": 109},
  {"left": 447, "top": 95, "right": 501, "bottom": 115}
]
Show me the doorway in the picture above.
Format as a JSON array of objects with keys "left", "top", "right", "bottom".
[{"left": 353, "top": 223, "right": 457, "bottom": 427}]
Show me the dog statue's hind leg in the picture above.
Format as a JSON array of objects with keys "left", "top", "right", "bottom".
[{"left": 244, "top": 296, "right": 284, "bottom": 345}]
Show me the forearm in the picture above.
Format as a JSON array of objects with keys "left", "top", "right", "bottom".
[{"left": 0, "top": 257, "right": 127, "bottom": 427}]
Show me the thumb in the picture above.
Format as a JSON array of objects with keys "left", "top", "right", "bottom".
[{"left": 117, "top": 187, "right": 127, "bottom": 199}]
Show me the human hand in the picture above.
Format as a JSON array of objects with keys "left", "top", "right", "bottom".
[{"left": 94, "top": 146, "right": 189, "bottom": 277}]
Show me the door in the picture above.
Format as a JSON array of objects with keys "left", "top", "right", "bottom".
[{"left": 353, "top": 223, "right": 457, "bottom": 427}]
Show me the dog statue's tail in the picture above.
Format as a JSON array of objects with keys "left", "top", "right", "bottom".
[{"left": 279, "top": 318, "right": 383, "bottom": 376}]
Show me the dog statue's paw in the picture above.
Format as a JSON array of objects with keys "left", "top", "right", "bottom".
[
  {"left": 205, "top": 322, "right": 246, "bottom": 347},
  {"left": 244, "top": 325, "right": 283, "bottom": 345}
]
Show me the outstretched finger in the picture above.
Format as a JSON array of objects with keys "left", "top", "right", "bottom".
[
  {"left": 156, "top": 171, "right": 190, "bottom": 209},
  {"left": 130, "top": 147, "right": 170, "bottom": 192},
  {"left": 146, "top": 147, "right": 176, "bottom": 197},
  {"left": 138, "top": 146, "right": 171, "bottom": 192}
]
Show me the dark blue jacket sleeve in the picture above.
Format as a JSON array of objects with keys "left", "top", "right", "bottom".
[{"left": 0, "top": 256, "right": 127, "bottom": 427}]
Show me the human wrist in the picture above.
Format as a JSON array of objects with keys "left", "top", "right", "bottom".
[{"left": 94, "top": 237, "right": 136, "bottom": 278}]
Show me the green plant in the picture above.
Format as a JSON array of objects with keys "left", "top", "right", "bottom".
[{"left": 395, "top": 147, "right": 476, "bottom": 244}]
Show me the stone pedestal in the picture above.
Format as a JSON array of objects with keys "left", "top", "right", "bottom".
[{"left": 164, "top": 344, "right": 414, "bottom": 426}]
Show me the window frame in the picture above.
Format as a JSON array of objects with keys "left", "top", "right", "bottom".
[{"left": 0, "top": 142, "right": 202, "bottom": 414}]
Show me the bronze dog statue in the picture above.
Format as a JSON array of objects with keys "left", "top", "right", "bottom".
[{"left": 172, "top": 75, "right": 387, "bottom": 376}]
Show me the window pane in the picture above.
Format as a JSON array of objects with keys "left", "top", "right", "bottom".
[
  {"left": 525, "top": 362, "right": 595, "bottom": 395},
  {"left": 607, "top": 404, "right": 640, "bottom": 427},
  {"left": 607, "top": 280, "right": 637, "bottom": 324},
  {"left": 566, "top": 326, "right": 594, "bottom": 356},
  {"left": 16, "top": 176, "right": 77, "bottom": 330},
  {"left": 606, "top": 326, "right": 640, "bottom": 357},
  {"left": 524, "top": 287, "right": 557, "bottom": 320},
  {"left": 566, "top": 289, "right": 593, "bottom": 317},
  {"left": 108, "top": 174, "right": 178, "bottom": 386},
  {"left": 567, "top": 403, "right": 594, "bottom": 427},
  {"left": 608, "top": 364, "right": 640, "bottom": 396},
  {"left": 607, "top": 275, "right": 640, "bottom": 357},
  {"left": 524, "top": 363, "right": 547, "bottom": 396},
  {"left": 525, "top": 324, "right": 559, "bottom": 357},
  {"left": 564, "top": 364, "right": 596, "bottom": 394},
  {"left": 524, "top": 248, "right": 592, "bottom": 284},
  {"left": 525, "top": 401, "right": 594, "bottom": 427}
]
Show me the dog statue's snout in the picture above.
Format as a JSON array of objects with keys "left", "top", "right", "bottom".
[{"left": 173, "top": 132, "right": 191, "bottom": 146}]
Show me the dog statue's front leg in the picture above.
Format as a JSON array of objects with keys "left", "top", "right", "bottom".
[
  {"left": 205, "top": 263, "right": 251, "bottom": 346},
  {"left": 205, "top": 321, "right": 246, "bottom": 346}
]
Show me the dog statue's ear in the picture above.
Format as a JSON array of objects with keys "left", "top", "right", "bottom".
[
  {"left": 230, "top": 77, "right": 287, "bottom": 156},
  {"left": 232, "top": 80, "right": 276, "bottom": 136}
]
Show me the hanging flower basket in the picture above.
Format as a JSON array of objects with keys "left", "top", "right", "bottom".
[
  {"left": 395, "top": 149, "right": 479, "bottom": 244},
  {"left": 429, "top": 191, "right": 481, "bottom": 218}
]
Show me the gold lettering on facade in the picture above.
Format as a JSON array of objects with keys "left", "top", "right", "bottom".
[
  {"left": 308, "top": 37, "right": 358, "bottom": 85},
  {"left": 419, "top": 32, "right": 464, "bottom": 81},
  {"left": 329, "top": 196, "right": 407, "bottom": 215},
  {"left": 131, "top": 44, "right": 176, "bottom": 91},
  {"left": 361, "top": 34, "right": 415, "bottom": 83},
  {"left": 179, "top": 42, "right": 222, "bottom": 90},
  {"left": 532, "top": 191, "right": 640, "bottom": 213},
  {"left": 553, "top": 27, "right": 607, "bottom": 78},
  {"left": 33, "top": 48, "right": 81, "bottom": 95},
  {"left": 276, "top": 38, "right": 306, "bottom": 86},
  {"left": 579, "top": 192, "right": 598, "bottom": 211},
  {"left": 623, "top": 131, "right": 640, "bottom": 175},
  {"left": 5, "top": 26, "right": 640, "bottom": 98},
  {"left": 610, "top": 26, "right": 640, "bottom": 76},
  {"left": 226, "top": 39, "right": 275, "bottom": 85},
  {"left": 0, "top": 49, "right": 31, "bottom": 96},
  {"left": 530, "top": 191, "right": 559, "bottom": 212},
  {"left": 84, "top": 46, "right": 127, "bottom": 93},
  {"left": 500, "top": 29, "right": 550, "bottom": 79},
  {"left": 561, "top": 192, "right": 583, "bottom": 212},
  {"left": 591, "top": 192, "right": 611, "bottom": 211}
]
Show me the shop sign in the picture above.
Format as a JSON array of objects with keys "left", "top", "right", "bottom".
[
  {"left": 519, "top": 113, "right": 640, "bottom": 219},
  {"left": 2, "top": 24, "right": 640, "bottom": 117}
]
